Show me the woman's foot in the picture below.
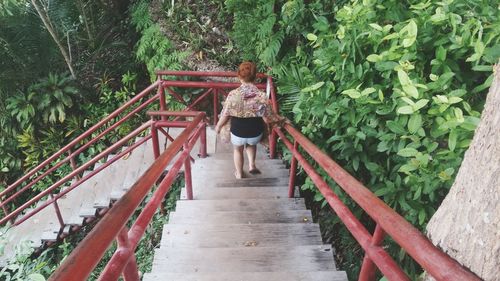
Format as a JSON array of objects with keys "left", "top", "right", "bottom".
[
  {"left": 249, "top": 168, "right": 261, "bottom": 174},
  {"left": 234, "top": 170, "right": 244, "bottom": 179}
]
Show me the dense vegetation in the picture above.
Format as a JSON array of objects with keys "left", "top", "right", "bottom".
[{"left": 0, "top": 0, "right": 498, "bottom": 280}]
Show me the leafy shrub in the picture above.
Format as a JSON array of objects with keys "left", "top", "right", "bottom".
[{"left": 226, "top": 0, "right": 499, "bottom": 278}]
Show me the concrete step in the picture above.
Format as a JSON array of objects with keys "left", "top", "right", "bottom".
[
  {"left": 181, "top": 186, "right": 288, "bottom": 200},
  {"left": 160, "top": 223, "right": 323, "bottom": 248},
  {"left": 174, "top": 198, "right": 306, "bottom": 212},
  {"left": 151, "top": 245, "right": 335, "bottom": 273},
  {"left": 142, "top": 271, "right": 348, "bottom": 281},
  {"left": 168, "top": 210, "right": 313, "bottom": 225}
]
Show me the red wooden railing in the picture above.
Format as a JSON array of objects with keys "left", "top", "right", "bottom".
[
  {"left": 49, "top": 111, "right": 207, "bottom": 281},
  {"left": 274, "top": 124, "right": 480, "bottom": 281}
]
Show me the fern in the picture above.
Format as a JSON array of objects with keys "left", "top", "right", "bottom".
[{"left": 131, "top": 1, "right": 188, "bottom": 80}]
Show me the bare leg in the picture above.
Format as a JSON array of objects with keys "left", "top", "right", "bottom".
[
  {"left": 246, "top": 144, "right": 257, "bottom": 171},
  {"left": 233, "top": 145, "right": 244, "bottom": 179}
]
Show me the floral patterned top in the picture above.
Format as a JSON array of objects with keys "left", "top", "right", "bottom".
[
  {"left": 220, "top": 83, "right": 272, "bottom": 118},
  {"left": 219, "top": 83, "right": 273, "bottom": 143}
]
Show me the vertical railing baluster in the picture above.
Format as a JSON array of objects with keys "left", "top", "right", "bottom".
[
  {"left": 199, "top": 122, "right": 208, "bottom": 158},
  {"left": 158, "top": 82, "right": 166, "bottom": 121},
  {"left": 68, "top": 149, "right": 80, "bottom": 180},
  {"left": 151, "top": 118, "right": 160, "bottom": 159},
  {"left": 98, "top": 227, "right": 139, "bottom": 281},
  {"left": 288, "top": 140, "right": 298, "bottom": 198},
  {"left": 213, "top": 88, "right": 219, "bottom": 126},
  {"left": 359, "top": 224, "right": 386, "bottom": 281},
  {"left": 50, "top": 194, "right": 65, "bottom": 228},
  {"left": 184, "top": 143, "right": 193, "bottom": 200}
]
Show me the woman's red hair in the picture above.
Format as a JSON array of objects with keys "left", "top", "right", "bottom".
[{"left": 237, "top": 61, "right": 257, "bottom": 83}]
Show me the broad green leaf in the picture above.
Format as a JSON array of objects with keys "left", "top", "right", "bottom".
[
  {"left": 401, "top": 97, "right": 415, "bottom": 105},
  {"left": 356, "top": 131, "right": 366, "bottom": 140},
  {"left": 378, "top": 90, "right": 384, "bottom": 101},
  {"left": 397, "top": 70, "right": 411, "bottom": 86},
  {"left": 398, "top": 147, "right": 418, "bottom": 157},
  {"left": 448, "top": 97, "right": 463, "bottom": 104},
  {"left": 306, "top": 33, "right": 317, "bottom": 41},
  {"left": 448, "top": 129, "right": 458, "bottom": 151},
  {"left": 399, "top": 163, "right": 418, "bottom": 173},
  {"left": 414, "top": 99, "right": 429, "bottom": 110},
  {"left": 342, "top": 89, "right": 361, "bottom": 99},
  {"left": 28, "top": 274, "right": 46, "bottom": 281},
  {"left": 429, "top": 74, "right": 438, "bottom": 81},
  {"left": 367, "top": 54, "right": 382, "bottom": 62},
  {"left": 472, "top": 65, "right": 493, "bottom": 72},
  {"left": 387, "top": 120, "right": 406, "bottom": 134},
  {"left": 403, "top": 84, "right": 419, "bottom": 98},
  {"left": 410, "top": 1, "right": 432, "bottom": 10},
  {"left": 408, "top": 114, "right": 422, "bottom": 134},
  {"left": 374, "top": 187, "right": 393, "bottom": 196},
  {"left": 361, "top": 88, "right": 376, "bottom": 96},
  {"left": 397, "top": 106, "right": 414, "bottom": 115},
  {"left": 403, "top": 37, "right": 416, "bottom": 48},
  {"left": 436, "top": 45, "right": 447, "bottom": 61},
  {"left": 302, "top": 82, "right": 325, "bottom": 92},
  {"left": 449, "top": 89, "right": 466, "bottom": 97},
  {"left": 369, "top": 23, "right": 383, "bottom": 31}
]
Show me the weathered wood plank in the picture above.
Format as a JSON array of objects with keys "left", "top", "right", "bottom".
[
  {"left": 142, "top": 271, "right": 348, "bottom": 281},
  {"left": 152, "top": 245, "right": 336, "bottom": 273},
  {"left": 160, "top": 223, "right": 323, "bottom": 248},
  {"left": 168, "top": 210, "right": 313, "bottom": 225},
  {"left": 174, "top": 198, "right": 306, "bottom": 212},
  {"left": 180, "top": 186, "right": 289, "bottom": 200}
]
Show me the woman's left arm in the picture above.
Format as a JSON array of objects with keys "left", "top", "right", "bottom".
[{"left": 215, "top": 115, "right": 230, "bottom": 134}]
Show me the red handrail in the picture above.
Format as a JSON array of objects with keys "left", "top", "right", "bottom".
[
  {"left": 0, "top": 81, "right": 161, "bottom": 199},
  {"left": 275, "top": 124, "right": 480, "bottom": 281},
  {"left": 48, "top": 112, "right": 206, "bottom": 281}
]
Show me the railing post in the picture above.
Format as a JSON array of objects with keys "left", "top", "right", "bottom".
[
  {"left": 68, "top": 149, "right": 81, "bottom": 180},
  {"left": 98, "top": 227, "right": 139, "bottom": 281},
  {"left": 199, "top": 122, "right": 208, "bottom": 158},
  {"left": 151, "top": 118, "right": 160, "bottom": 159},
  {"left": 50, "top": 194, "right": 65, "bottom": 228},
  {"left": 158, "top": 82, "right": 166, "bottom": 121},
  {"left": 269, "top": 129, "right": 277, "bottom": 159},
  {"left": 359, "top": 224, "right": 386, "bottom": 281},
  {"left": 288, "top": 140, "right": 298, "bottom": 198},
  {"left": 184, "top": 143, "right": 193, "bottom": 200},
  {"left": 213, "top": 88, "right": 219, "bottom": 126}
]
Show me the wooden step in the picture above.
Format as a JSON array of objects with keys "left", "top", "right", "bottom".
[
  {"left": 168, "top": 210, "right": 313, "bottom": 225},
  {"left": 143, "top": 271, "right": 348, "bottom": 281},
  {"left": 175, "top": 198, "right": 306, "bottom": 212},
  {"left": 151, "top": 245, "right": 336, "bottom": 273},
  {"left": 192, "top": 167, "right": 289, "bottom": 178},
  {"left": 181, "top": 186, "right": 289, "bottom": 200},
  {"left": 160, "top": 223, "right": 323, "bottom": 248}
]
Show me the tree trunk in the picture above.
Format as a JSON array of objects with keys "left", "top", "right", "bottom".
[
  {"left": 30, "top": 0, "right": 76, "bottom": 79},
  {"left": 425, "top": 64, "right": 500, "bottom": 281}
]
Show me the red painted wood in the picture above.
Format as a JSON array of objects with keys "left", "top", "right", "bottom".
[
  {"left": 163, "top": 80, "right": 266, "bottom": 90},
  {"left": 275, "top": 129, "right": 410, "bottom": 281},
  {"left": 2, "top": 123, "right": 151, "bottom": 226},
  {"left": 48, "top": 113, "right": 205, "bottom": 281},
  {"left": 277, "top": 125, "right": 481, "bottom": 281},
  {"left": 155, "top": 70, "right": 268, "bottom": 79},
  {"left": 1, "top": 81, "right": 160, "bottom": 199},
  {"left": 288, "top": 141, "right": 298, "bottom": 198},
  {"left": 359, "top": 224, "right": 386, "bottom": 281}
]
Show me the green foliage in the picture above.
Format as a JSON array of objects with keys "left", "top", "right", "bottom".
[
  {"left": 131, "top": 0, "right": 189, "bottom": 80},
  {"left": 227, "top": 0, "right": 499, "bottom": 278}
]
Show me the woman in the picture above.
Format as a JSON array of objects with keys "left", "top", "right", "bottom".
[{"left": 215, "top": 62, "right": 274, "bottom": 179}]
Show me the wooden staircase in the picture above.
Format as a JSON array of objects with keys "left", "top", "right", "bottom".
[
  {"left": 0, "top": 128, "right": 214, "bottom": 266},
  {"left": 143, "top": 142, "right": 348, "bottom": 281}
]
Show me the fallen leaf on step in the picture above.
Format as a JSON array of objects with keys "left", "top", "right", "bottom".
[
  {"left": 244, "top": 240, "right": 258, "bottom": 247},
  {"left": 303, "top": 217, "right": 309, "bottom": 222}
]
